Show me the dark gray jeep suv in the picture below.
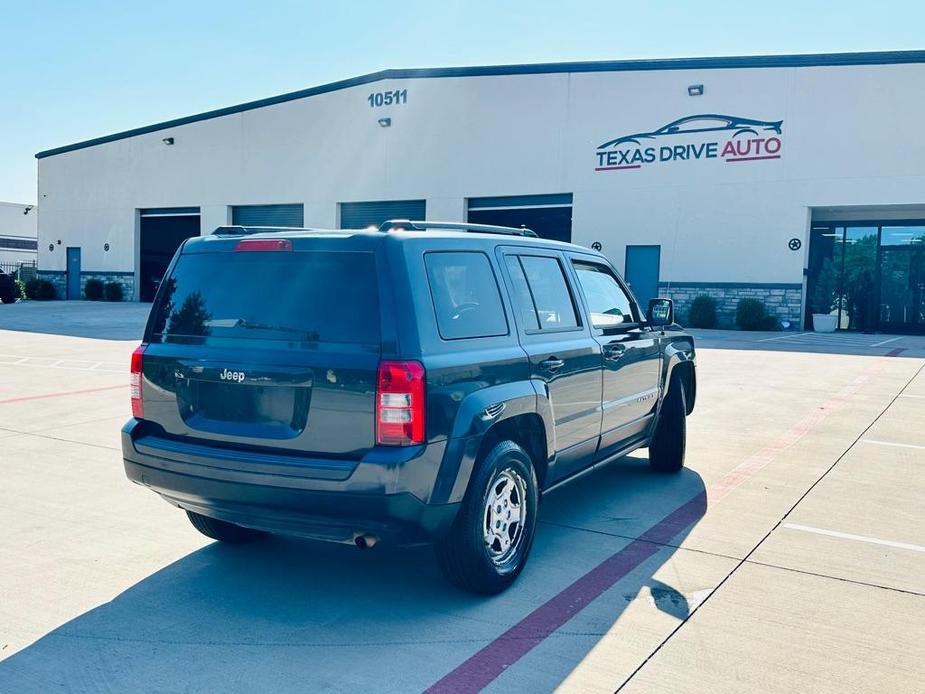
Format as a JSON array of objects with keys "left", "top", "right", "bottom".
[{"left": 122, "top": 220, "right": 696, "bottom": 594}]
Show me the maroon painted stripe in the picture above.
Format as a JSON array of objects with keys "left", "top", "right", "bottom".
[
  {"left": 0, "top": 383, "right": 125, "bottom": 405},
  {"left": 724, "top": 155, "right": 781, "bottom": 162},
  {"left": 594, "top": 165, "right": 642, "bottom": 171},
  {"left": 426, "top": 492, "right": 707, "bottom": 694},
  {"left": 885, "top": 348, "right": 906, "bottom": 357}
]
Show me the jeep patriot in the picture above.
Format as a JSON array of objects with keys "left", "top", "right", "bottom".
[{"left": 122, "top": 220, "right": 696, "bottom": 594}]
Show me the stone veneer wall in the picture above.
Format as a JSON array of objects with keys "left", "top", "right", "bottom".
[
  {"left": 660, "top": 283, "right": 803, "bottom": 328},
  {"left": 37, "top": 271, "right": 135, "bottom": 301}
]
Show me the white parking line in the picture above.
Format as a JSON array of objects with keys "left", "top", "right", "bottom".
[
  {"left": 756, "top": 333, "right": 905, "bottom": 348},
  {"left": 900, "top": 394, "right": 925, "bottom": 399},
  {"left": 782, "top": 523, "right": 925, "bottom": 553},
  {"left": 0, "top": 353, "right": 122, "bottom": 373},
  {"left": 756, "top": 334, "right": 809, "bottom": 342},
  {"left": 863, "top": 439, "right": 925, "bottom": 451}
]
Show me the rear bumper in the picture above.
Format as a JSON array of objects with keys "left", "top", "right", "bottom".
[{"left": 122, "top": 420, "right": 460, "bottom": 544}]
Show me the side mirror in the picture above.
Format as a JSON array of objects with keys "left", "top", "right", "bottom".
[{"left": 647, "top": 297, "right": 674, "bottom": 327}]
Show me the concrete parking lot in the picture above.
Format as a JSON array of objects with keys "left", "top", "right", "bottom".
[{"left": 0, "top": 302, "right": 923, "bottom": 693}]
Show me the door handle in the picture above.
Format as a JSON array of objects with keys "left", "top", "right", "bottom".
[
  {"left": 603, "top": 344, "right": 626, "bottom": 361},
  {"left": 539, "top": 357, "right": 565, "bottom": 373}
]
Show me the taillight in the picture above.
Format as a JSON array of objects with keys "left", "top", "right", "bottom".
[
  {"left": 130, "top": 345, "right": 146, "bottom": 419},
  {"left": 376, "top": 361, "right": 425, "bottom": 446}
]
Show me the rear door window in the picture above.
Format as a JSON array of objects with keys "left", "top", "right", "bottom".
[
  {"left": 424, "top": 252, "right": 508, "bottom": 340},
  {"left": 149, "top": 251, "right": 380, "bottom": 344},
  {"left": 504, "top": 256, "right": 540, "bottom": 331},
  {"left": 517, "top": 255, "right": 579, "bottom": 330}
]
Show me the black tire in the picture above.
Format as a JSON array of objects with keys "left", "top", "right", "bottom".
[
  {"left": 649, "top": 374, "right": 687, "bottom": 474},
  {"left": 186, "top": 510, "right": 266, "bottom": 544},
  {"left": 435, "top": 440, "right": 539, "bottom": 594}
]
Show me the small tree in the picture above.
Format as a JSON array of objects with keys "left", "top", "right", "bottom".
[{"left": 812, "top": 258, "right": 838, "bottom": 315}]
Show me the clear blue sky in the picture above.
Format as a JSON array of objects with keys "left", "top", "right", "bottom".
[{"left": 2, "top": 0, "right": 923, "bottom": 203}]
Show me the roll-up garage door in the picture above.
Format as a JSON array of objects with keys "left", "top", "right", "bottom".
[
  {"left": 139, "top": 207, "right": 201, "bottom": 302},
  {"left": 232, "top": 204, "right": 304, "bottom": 227},
  {"left": 468, "top": 194, "right": 572, "bottom": 243},
  {"left": 340, "top": 200, "right": 426, "bottom": 229}
]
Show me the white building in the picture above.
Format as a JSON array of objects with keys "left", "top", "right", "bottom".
[
  {"left": 0, "top": 202, "right": 37, "bottom": 268},
  {"left": 35, "top": 50, "right": 925, "bottom": 332}
]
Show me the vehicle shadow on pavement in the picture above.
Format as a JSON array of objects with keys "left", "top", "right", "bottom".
[{"left": 0, "top": 457, "right": 706, "bottom": 693}]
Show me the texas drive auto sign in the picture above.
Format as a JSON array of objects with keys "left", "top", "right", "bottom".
[{"left": 594, "top": 114, "right": 783, "bottom": 171}]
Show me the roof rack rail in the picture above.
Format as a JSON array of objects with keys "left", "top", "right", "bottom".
[
  {"left": 379, "top": 219, "right": 538, "bottom": 238},
  {"left": 212, "top": 225, "right": 328, "bottom": 236},
  {"left": 212, "top": 225, "right": 251, "bottom": 236}
]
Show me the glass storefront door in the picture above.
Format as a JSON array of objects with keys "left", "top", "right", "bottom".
[
  {"left": 879, "top": 226, "right": 925, "bottom": 332},
  {"left": 806, "top": 221, "right": 925, "bottom": 334}
]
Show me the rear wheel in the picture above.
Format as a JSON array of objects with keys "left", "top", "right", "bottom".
[
  {"left": 649, "top": 375, "right": 687, "bottom": 474},
  {"left": 186, "top": 510, "right": 266, "bottom": 544},
  {"left": 435, "top": 440, "right": 539, "bottom": 594}
]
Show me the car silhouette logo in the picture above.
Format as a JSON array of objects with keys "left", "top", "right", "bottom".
[{"left": 599, "top": 114, "right": 783, "bottom": 150}]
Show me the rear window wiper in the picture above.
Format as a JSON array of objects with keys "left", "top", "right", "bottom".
[{"left": 222, "top": 318, "right": 319, "bottom": 340}]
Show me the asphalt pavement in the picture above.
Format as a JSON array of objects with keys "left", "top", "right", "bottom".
[{"left": 0, "top": 302, "right": 923, "bottom": 693}]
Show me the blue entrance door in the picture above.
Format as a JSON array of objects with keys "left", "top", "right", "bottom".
[
  {"left": 66, "top": 247, "right": 81, "bottom": 299},
  {"left": 625, "top": 245, "right": 661, "bottom": 306}
]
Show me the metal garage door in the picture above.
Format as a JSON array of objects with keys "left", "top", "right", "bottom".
[
  {"left": 468, "top": 194, "right": 572, "bottom": 243},
  {"left": 340, "top": 200, "right": 426, "bottom": 229},
  {"left": 139, "top": 207, "right": 201, "bottom": 302},
  {"left": 232, "top": 204, "right": 304, "bottom": 227}
]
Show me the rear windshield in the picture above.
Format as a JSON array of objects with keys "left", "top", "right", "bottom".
[{"left": 148, "top": 251, "right": 380, "bottom": 344}]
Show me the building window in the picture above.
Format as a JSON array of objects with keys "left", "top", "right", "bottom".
[{"left": 0, "top": 237, "right": 38, "bottom": 251}]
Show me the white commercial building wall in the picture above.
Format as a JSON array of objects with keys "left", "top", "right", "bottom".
[{"left": 35, "top": 59, "right": 925, "bottom": 313}]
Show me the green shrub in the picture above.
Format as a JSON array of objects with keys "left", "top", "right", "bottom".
[
  {"left": 103, "top": 281, "right": 124, "bottom": 302},
  {"left": 736, "top": 298, "right": 768, "bottom": 331},
  {"left": 25, "top": 278, "right": 57, "bottom": 300},
  {"left": 15, "top": 278, "right": 26, "bottom": 300},
  {"left": 687, "top": 295, "right": 718, "bottom": 328},
  {"left": 84, "top": 278, "right": 104, "bottom": 300}
]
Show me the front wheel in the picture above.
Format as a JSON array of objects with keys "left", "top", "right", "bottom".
[
  {"left": 649, "top": 375, "right": 687, "bottom": 474},
  {"left": 435, "top": 440, "right": 539, "bottom": 594}
]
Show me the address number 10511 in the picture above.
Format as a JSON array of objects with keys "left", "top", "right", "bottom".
[{"left": 368, "top": 89, "right": 408, "bottom": 107}]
